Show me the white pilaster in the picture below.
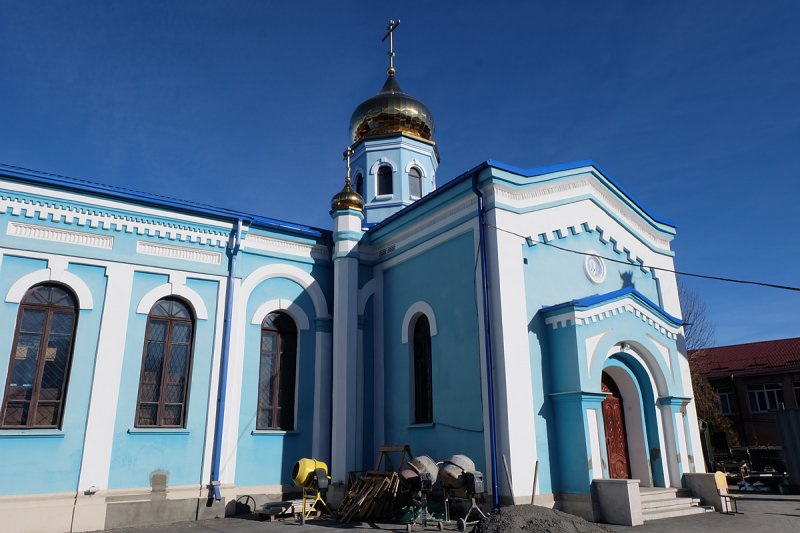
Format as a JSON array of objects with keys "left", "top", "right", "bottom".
[
  {"left": 77, "top": 264, "right": 134, "bottom": 493},
  {"left": 484, "top": 207, "right": 538, "bottom": 501}
]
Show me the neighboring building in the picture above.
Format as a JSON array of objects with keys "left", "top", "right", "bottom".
[
  {"left": 693, "top": 338, "right": 800, "bottom": 448},
  {"left": 0, "top": 43, "right": 704, "bottom": 532}
]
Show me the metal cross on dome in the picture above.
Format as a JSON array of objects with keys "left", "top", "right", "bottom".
[
  {"left": 343, "top": 145, "right": 353, "bottom": 185},
  {"left": 382, "top": 19, "right": 400, "bottom": 76}
]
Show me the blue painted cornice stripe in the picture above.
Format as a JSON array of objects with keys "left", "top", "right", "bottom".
[
  {"left": 540, "top": 287, "right": 682, "bottom": 326},
  {"left": 0, "top": 163, "right": 330, "bottom": 239}
]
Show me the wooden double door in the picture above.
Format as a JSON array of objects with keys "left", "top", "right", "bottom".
[{"left": 601, "top": 373, "right": 632, "bottom": 479}]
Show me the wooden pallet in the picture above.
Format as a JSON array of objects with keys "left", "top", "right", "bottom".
[{"left": 337, "top": 472, "right": 401, "bottom": 522}]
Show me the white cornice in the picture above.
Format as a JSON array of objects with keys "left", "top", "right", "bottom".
[
  {"left": 243, "top": 234, "right": 329, "bottom": 262},
  {"left": 544, "top": 297, "right": 680, "bottom": 340},
  {"left": 136, "top": 241, "right": 222, "bottom": 265},
  {"left": 7, "top": 221, "right": 114, "bottom": 250},
  {"left": 489, "top": 176, "right": 672, "bottom": 250}
]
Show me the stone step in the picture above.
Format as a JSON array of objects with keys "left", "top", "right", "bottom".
[
  {"left": 639, "top": 489, "right": 679, "bottom": 502},
  {"left": 643, "top": 505, "right": 712, "bottom": 521},
  {"left": 641, "top": 496, "right": 701, "bottom": 510}
]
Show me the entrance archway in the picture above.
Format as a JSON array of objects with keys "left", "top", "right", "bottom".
[{"left": 601, "top": 372, "right": 631, "bottom": 479}]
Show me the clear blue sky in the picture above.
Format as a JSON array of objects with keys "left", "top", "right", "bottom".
[{"left": 1, "top": 1, "right": 798, "bottom": 347}]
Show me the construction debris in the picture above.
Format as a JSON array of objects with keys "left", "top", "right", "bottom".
[{"left": 474, "top": 504, "right": 612, "bottom": 533}]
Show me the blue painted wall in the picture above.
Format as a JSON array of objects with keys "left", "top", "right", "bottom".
[
  {"left": 108, "top": 272, "right": 220, "bottom": 490},
  {"left": 0, "top": 256, "right": 107, "bottom": 495},
  {"left": 234, "top": 276, "right": 317, "bottom": 486},
  {"left": 381, "top": 230, "right": 486, "bottom": 471}
]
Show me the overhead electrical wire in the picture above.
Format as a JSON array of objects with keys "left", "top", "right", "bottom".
[{"left": 485, "top": 223, "right": 800, "bottom": 293}]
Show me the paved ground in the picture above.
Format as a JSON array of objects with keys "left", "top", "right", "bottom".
[{"left": 103, "top": 495, "right": 800, "bottom": 533}]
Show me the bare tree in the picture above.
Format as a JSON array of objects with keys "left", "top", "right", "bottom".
[{"left": 679, "top": 280, "right": 739, "bottom": 446}]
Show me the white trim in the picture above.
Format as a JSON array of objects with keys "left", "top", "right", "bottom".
[
  {"left": 136, "top": 241, "right": 222, "bottom": 265},
  {"left": 243, "top": 234, "right": 329, "bottom": 262},
  {"left": 250, "top": 299, "right": 311, "bottom": 330},
  {"left": 5, "top": 266, "right": 94, "bottom": 310},
  {"left": 77, "top": 264, "right": 134, "bottom": 493},
  {"left": 135, "top": 282, "right": 209, "bottom": 320},
  {"left": 358, "top": 279, "right": 376, "bottom": 316},
  {"left": 404, "top": 160, "right": 427, "bottom": 177},
  {"left": 587, "top": 408, "right": 603, "bottom": 479},
  {"left": 544, "top": 297, "right": 680, "bottom": 340},
  {"left": 400, "top": 301, "right": 438, "bottom": 344},
  {"left": 7, "top": 221, "right": 114, "bottom": 249},
  {"left": 239, "top": 263, "right": 329, "bottom": 320},
  {"left": 369, "top": 157, "right": 398, "bottom": 175}
]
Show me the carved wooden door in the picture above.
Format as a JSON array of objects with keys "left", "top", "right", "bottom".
[{"left": 602, "top": 375, "right": 631, "bottom": 479}]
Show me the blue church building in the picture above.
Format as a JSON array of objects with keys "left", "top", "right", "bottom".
[{"left": 0, "top": 49, "right": 705, "bottom": 532}]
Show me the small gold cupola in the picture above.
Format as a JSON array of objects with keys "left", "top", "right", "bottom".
[{"left": 330, "top": 146, "right": 364, "bottom": 214}]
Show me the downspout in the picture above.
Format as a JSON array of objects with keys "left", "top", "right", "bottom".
[
  {"left": 210, "top": 218, "right": 244, "bottom": 501},
  {"left": 472, "top": 172, "right": 500, "bottom": 509}
]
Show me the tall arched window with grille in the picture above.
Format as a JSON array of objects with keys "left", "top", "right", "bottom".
[
  {"left": 408, "top": 167, "right": 423, "bottom": 198},
  {"left": 135, "top": 298, "right": 194, "bottom": 427},
  {"left": 258, "top": 312, "right": 298, "bottom": 430},
  {"left": 1, "top": 284, "right": 78, "bottom": 429},
  {"left": 377, "top": 165, "right": 393, "bottom": 195},
  {"left": 412, "top": 315, "right": 433, "bottom": 424}
]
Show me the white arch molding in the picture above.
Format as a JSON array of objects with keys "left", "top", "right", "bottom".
[
  {"left": 240, "top": 263, "right": 329, "bottom": 320},
  {"left": 250, "top": 299, "right": 310, "bottom": 330},
  {"left": 6, "top": 267, "right": 94, "bottom": 309},
  {"left": 401, "top": 301, "right": 439, "bottom": 344},
  {"left": 136, "top": 283, "right": 209, "bottom": 320},
  {"left": 369, "top": 157, "right": 398, "bottom": 175},
  {"left": 358, "top": 279, "right": 376, "bottom": 316}
]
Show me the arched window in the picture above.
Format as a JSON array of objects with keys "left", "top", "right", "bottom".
[
  {"left": 377, "top": 165, "right": 393, "bottom": 196},
  {"left": 408, "top": 167, "right": 423, "bottom": 198},
  {"left": 1, "top": 284, "right": 78, "bottom": 429},
  {"left": 412, "top": 315, "right": 433, "bottom": 424},
  {"left": 258, "top": 312, "right": 298, "bottom": 430},
  {"left": 135, "top": 298, "right": 194, "bottom": 427},
  {"left": 355, "top": 173, "right": 364, "bottom": 198}
]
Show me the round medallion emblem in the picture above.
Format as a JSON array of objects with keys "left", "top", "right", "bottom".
[{"left": 584, "top": 253, "right": 606, "bottom": 284}]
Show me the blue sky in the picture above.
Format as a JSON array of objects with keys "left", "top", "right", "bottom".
[{"left": 0, "top": 1, "right": 798, "bottom": 347}]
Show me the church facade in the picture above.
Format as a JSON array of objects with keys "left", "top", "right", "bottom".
[{"left": 0, "top": 61, "right": 703, "bottom": 532}]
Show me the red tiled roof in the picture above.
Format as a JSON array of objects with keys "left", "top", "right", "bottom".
[{"left": 691, "top": 337, "right": 800, "bottom": 378}]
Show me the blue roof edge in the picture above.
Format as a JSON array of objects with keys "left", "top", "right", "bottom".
[
  {"left": 368, "top": 158, "right": 676, "bottom": 235},
  {"left": 486, "top": 159, "right": 677, "bottom": 229},
  {"left": 0, "top": 162, "right": 330, "bottom": 239},
  {"left": 540, "top": 287, "right": 683, "bottom": 326}
]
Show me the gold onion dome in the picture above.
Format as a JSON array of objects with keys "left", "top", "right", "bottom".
[
  {"left": 330, "top": 178, "right": 364, "bottom": 213},
  {"left": 349, "top": 74, "right": 435, "bottom": 142}
]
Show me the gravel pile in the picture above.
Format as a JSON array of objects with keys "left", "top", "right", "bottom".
[{"left": 473, "top": 504, "right": 613, "bottom": 533}]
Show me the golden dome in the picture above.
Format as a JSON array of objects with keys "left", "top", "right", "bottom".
[
  {"left": 349, "top": 74, "right": 434, "bottom": 142},
  {"left": 330, "top": 178, "right": 364, "bottom": 213}
]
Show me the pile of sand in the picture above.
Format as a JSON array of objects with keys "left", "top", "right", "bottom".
[{"left": 473, "top": 504, "right": 612, "bottom": 533}]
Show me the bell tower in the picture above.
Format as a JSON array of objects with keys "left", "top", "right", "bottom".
[{"left": 348, "top": 20, "right": 440, "bottom": 225}]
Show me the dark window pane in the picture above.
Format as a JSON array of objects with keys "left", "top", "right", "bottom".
[
  {"left": 409, "top": 167, "right": 422, "bottom": 197},
  {"left": 257, "top": 312, "right": 297, "bottom": 430},
  {"left": 171, "top": 323, "right": 191, "bottom": 344},
  {"left": 49, "top": 312, "right": 75, "bottom": 335},
  {"left": 20, "top": 309, "right": 46, "bottom": 333},
  {"left": 413, "top": 315, "right": 433, "bottom": 424},
  {"left": 378, "top": 165, "right": 393, "bottom": 195},
  {"left": 356, "top": 174, "right": 364, "bottom": 197},
  {"left": 2, "top": 284, "right": 77, "bottom": 429},
  {"left": 135, "top": 298, "right": 194, "bottom": 428},
  {"left": 261, "top": 333, "right": 276, "bottom": 353},
  {"left": 147, "top": 320, "right": 168, "bottom": 341}
]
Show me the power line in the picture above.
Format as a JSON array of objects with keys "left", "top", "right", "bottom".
[{"left": 486, "top": 223, "right": 800, "bottom": 293}]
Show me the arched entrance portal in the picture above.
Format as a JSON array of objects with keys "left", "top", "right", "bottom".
[{"left": 602, "top": 372, "right": 631, "bottom": 479}]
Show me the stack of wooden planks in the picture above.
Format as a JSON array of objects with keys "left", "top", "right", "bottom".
[{"left": 337, "top": 471, "right": 401, "bottom": 522}]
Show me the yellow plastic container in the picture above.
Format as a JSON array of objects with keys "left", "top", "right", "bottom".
[{"left": 292, "top": 458, "right": 328, "bottom": 488}]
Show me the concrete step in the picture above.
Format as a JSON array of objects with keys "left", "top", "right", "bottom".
[
  {"left": 643, "top": 505, "right": 712, "bottom": 521},
  {"left": 639, "top": 488, "right": 679, "bottom": 502},
  {"left": 641, "top": 496, "right": 702, "bottom": 510}
]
